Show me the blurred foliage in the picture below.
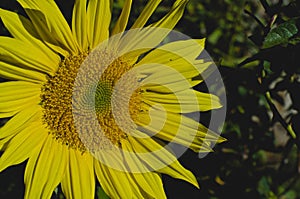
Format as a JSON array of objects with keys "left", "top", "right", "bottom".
[
  {"left": 1, "top": 0, "right": 300, "bottom": 198},
  {"left": 186, "top": 0, "right": 300, "bottom": 198}
]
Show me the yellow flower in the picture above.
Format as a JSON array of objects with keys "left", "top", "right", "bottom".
[{"left": 0, "top": 0, "right": 225, "bottom": 198}]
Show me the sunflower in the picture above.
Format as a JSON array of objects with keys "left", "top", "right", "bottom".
[{"left": 0, "top": 0, "right": 225, "bottom": 198}]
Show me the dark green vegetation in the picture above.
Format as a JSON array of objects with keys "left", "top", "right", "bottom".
[{"left": 1, "top": 0, "right": 300, "bottom": 198}]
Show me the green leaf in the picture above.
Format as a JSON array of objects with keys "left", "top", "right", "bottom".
[
  {"left": 288, "top": 36, "right": 300, "bottom": 45},
  {"left": 96, "top": 186, "right": 110, "bottom": 199},
  {"left": 263, "top": 19, "right": 298, "bottom": 48},
  {"left": 280, "top": 190, "right": 297, "bottom": 199},
  {"left": 258, "top": 176, "right": 270, "bottom": 195}
]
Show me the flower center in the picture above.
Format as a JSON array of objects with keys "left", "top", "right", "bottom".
[{"left": 40, "top": 52, "right": 142, "bottom": 152}]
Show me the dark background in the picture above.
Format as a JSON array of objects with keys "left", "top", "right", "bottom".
[{"left": 1, "top": 0, "right": 300, "bottom": 198}]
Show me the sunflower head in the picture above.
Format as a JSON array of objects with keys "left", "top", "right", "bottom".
[{"left": 0, "top": 0, "right": 226, "bottom": 198}]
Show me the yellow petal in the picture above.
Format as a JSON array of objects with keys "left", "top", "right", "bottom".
[
  {"left": 143, "top": 89, "right": 222, "bottom": 113},
  {"left": 135, "top": 40, "right": 209, "bottom": 89},
  {"left": 0, "top": 81, "right": 41, "bottom": 102},
  {"left": 95, "top": 161, "right": 143, "bottom": 198},
  {"left": 137, "top": 60, "right": 211, "bottom": 81},
  {"left": 150, "top": 0, "right": 188, "bottom": 29},
  {"left": 0, "top": 97, "right": 39, "bottom": 116},
  {"left": 87, "top": 0, "right": 111, "bottom": 49},
  {"left": 0, "top": 87, "right": 40, "bottom": 113},
  {"left": 121, "top": 0, "right": 186, "bottom": 56},
  {"left": 118, "top": 27, "right": 170, "bottom": 57},
  {"left": 17, "top": 0, "right": 79, "bottom": 55},
  {"left": 137, "top": 59, "right": 217, "bottom": 94},
  {"left": 111, "top": 0, "right": 132, "bottom": 36},
  {"left": 119, "top": 0, "right": 187, "bottom": 56},
  {"left": 61, "top": 150, "right": 95, "bottom": 199},
  {"left": 72, "top": 0, "right": 88, "bottom": 51},
  {"left": 0, "top": 122, "right": 47, "bottom": 172},
  {"left": 138, "top": 39, "right": 205, "bottom": 65},
  {"left": 130, "top": 172, "right": 166, "bottom": 199},
  {"left": 0, "top": 61, "right": 46, "bottom": 83},
  {"left": 194, "top": 60, "right": 216, "bottom": 75},
  {"left": 139, "top": 68, "right": 198, "bottom": 90},
  {"left": 0, "top": 9, "right": 61, "bottom": 65},
  {"left": 122, "top": 138, "right": 167, "bottom": 198},
  {"left": 159, "top": 161, "right": 200, "bottom": 188},
  {"left": 24, "top": 136, "right": 68, "bottom": 199},
  {"left": 139, "top": 66, "right": 194, "bottom": 93},
  {"left": 0, "top": 37, "right": 57, "bottom": 74},
  {"left": 131, "top": 0, "right": 162, "bottom": 29},
  {"left": 143, "top": 80, "right": 192, "bottom": 93},
  {"left": 118, "top": 0, "right": 188, "bottom": 57},
  {"left": 136, "top": 108, "right": 224, "bottom": 152},
  {"left": 0, "top": 106, "right": 41, "bottom": 138},
  {"left": 127, "top": 136, "right": 199, "bottom": 188},
  {"left": 119, "top": 0, "right": 187, "bottom": 57},
  {"left": 0, "top": 8, "right": 39, "bottom": 42},
  {"left": 0, "top": 81, "right": 40, "bottom": 117},
  {"left": 0, "top": 111, "right": 18, "bottom": 119}
]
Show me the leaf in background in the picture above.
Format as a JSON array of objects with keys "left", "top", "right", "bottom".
[
  {"left": 96, "top": 186, "right": 110, "bottom": 199},
  {"left": 288, "top": 36, "right": 300, "bottom": 45},
  {"left": 258, "top": 176, "right": 270, "bottom": 196},
  {"left": 280, "top": 190, "right": 297, "bottom": 199},
  {"left": 258, "top": 176, "right": 278, "bottom": 198},
  {"left": 263, "top": 19, "right": 298, "bottom": 48}
]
